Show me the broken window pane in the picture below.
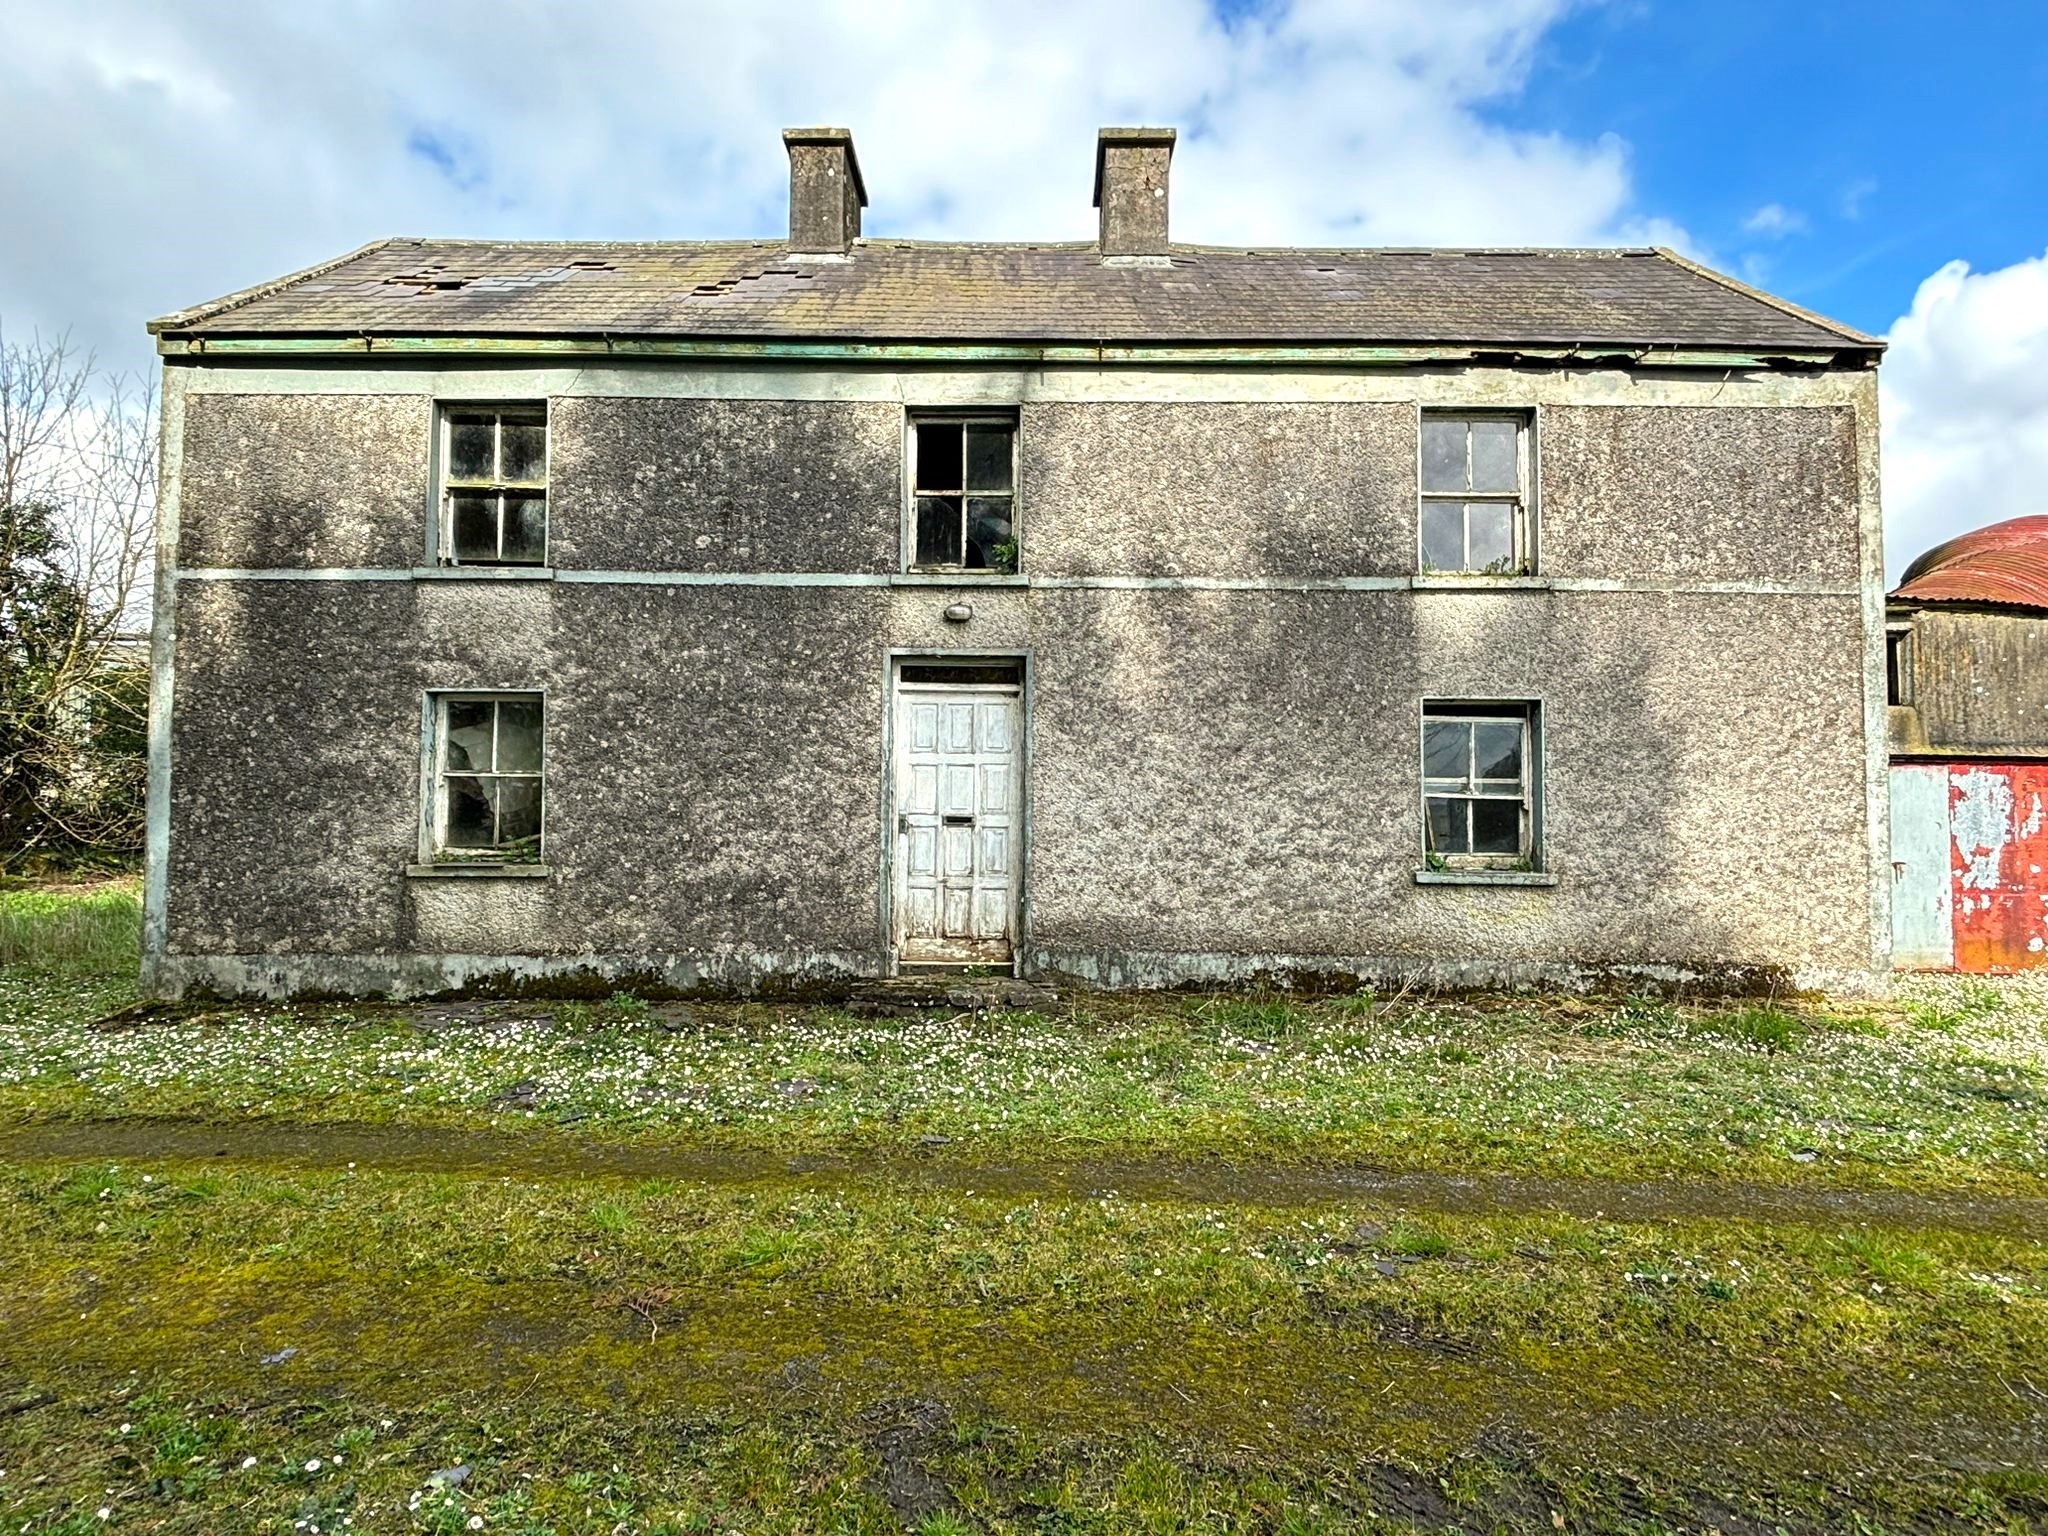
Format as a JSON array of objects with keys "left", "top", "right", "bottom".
[
  {"left": 1470, "top": 420, "right": 1519, "bottom": 493},
  {"left": 496, "top": 701, "right": 543, "bottom": 773},
  {"left": 449, "top": 417, "right": 496, "bottom": 481},
  {"left": 965, "top": 498, "right": 1011, "bottom": 570},
  {"left": 907, "top": 415, "right": 1020, "bottom": 572},
  {"left": 1421, "top": 419, "right": 1466, "bottom": 493},
  {"left": 502, "top": 496, "right": 547, "bottom": 563},
  {"left": 445, "top": 701, "right": 493, "bottom": 772},
  {"left": 1425, "top": 797, "right": 1466, "bottom": 854},
  {"left": 443, "top": 776, "right": 494, "bottom": 846},
  {"left": 1471, "top": 798, "right": 1521, "bottom": 854},
  {"left": 500, "top": 421, "right": 546, "bottom": 483},
  {"left": 496, "top": 779, "right": 543, "bottom": 849},
  {"left": 450, "top": 493, "right": 498, "bottom": 561},
  {"left": 1421, "top": 702, "right": 1539, "bottom": 869},
  {"left": 916, "top": 423, "right": 963, "bottom": 492},
  {"left": 1419, "top": 502, "right": 1465, "bottom": 571},
  {"left": 439, "top": 406, "right": 548, "bottom": 567},
  {"left": 1473, "top": 721, "right": 1521, "bottom": 784},
  {"left": 966, "top": 428, "right": 1013, "bottom": 492},
  {"left": 915, "top": 496, "right": 961, "bottom": 566},
  {"left": 1467, "top": 503, "right": 1515, "bottom": 572},
  {"left": 1423, "top": 720, "right": 1468, "bottom": 781},
  {"left": 433, "top": 693, "right": 545, "bottom": 863}
]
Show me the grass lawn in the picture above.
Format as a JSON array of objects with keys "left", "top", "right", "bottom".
[{"left": 0, "top": 882, "right": 2043, "bottom": 1534}]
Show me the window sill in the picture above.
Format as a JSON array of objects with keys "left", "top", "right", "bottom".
[
  {"left": 892, "top": 571, "right": 1028, "bottom": 588},
  {"left": 1413, "top": 868, "right": 1557, "bottom": 887},
  {"left": 406, "top": 863, "right": 553, "bottom": 879},
  {"left": 1411, "top": 574, "right": 1552, "bottom": 591},
  {"left": 413, "top": 566, "right": 555, "bottom": 581}
]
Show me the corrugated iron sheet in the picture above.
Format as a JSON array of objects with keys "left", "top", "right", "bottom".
[
  {"left": 1891, "top": 760, "right": 2048, "bottom": 971},
  {"left": 1893, "top": 514, "right": 2048, "bottom": 611},
  {"left": 1950, "top": 763, "right": 2048, "bottom": 971}
]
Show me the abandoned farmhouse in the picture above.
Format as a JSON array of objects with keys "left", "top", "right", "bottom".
[{"left": 141, "top": 126, "right": 1890, "bottom": 1000}]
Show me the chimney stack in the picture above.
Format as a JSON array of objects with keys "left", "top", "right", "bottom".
[
  {"left": 783, "top": 127, "right": 867, "bottom": 255},
  {"left": 1093, "top": 127, "right": 1176, "bottom": 258}
]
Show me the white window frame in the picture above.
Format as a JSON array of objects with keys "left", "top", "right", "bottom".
[
  {"left": 419, "top": 690, "right": 546, "bottom": 865},
  {"left": 904, "top": 410, "right": 1020, "bottom": 573},
  {"left": 1417, "top": 409, "right": 1536, "bottom": 576},
  {"left": 1420, "top": 700, "right": 1541, "bottom": 871},
  {"left": 434, "top": 403, "right": 550, "bottom": 567}
]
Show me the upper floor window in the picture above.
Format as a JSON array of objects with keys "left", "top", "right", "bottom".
[
  {"left": 1419, "top": 412, "right": 1533, "bottom": 576},
  {"left": 424, "top": 691, "right": 544, "bottom": 864},
  {"left": 439, "top": 405, "right": 547, "bottom": 566},
  {"left": 1423, "top": 700, "right": 1540, "bottom": 870},
  {"left": 908, "top": 412, "right": 1017, "bottom": 573}
]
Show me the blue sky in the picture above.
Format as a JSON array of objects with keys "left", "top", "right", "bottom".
[
  {"left": 1495, "top": 0, "right": 2048, "bottom": 337},
  {"left": 3, "top": 0, "right": 2046, "bottom": 575}
]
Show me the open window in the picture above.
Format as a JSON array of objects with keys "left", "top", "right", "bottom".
[
  {"left": 908, "top": 411, "right": 1017, "bottom": 572},
  {"left": 422, "top": 691, "right": 544, "bottom": 865},
  {"left": 1419, "top": 411, "right": 1534, "bottom": 576},
  {"left": 437, "top": 404, "right": 548, "bottom": 566},
  {"left": 1422, "top": 700, "right": 1541, "bottom": 870},
  {"left": 1885, "top": 622, "right": 1915, "bottom": 707}
]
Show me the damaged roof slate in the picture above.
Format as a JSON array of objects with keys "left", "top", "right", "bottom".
[{"left": 151, "top": 238, "right": 1877, "bottom": 355}]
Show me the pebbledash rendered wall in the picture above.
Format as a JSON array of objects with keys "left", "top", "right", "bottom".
[{"left": 142, "top": 359, "right": 1890, "bottom": 999}]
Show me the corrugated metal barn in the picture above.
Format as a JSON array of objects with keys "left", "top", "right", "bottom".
[{"left": 1888, "top": 515, "right": 2048, "bottom": 971}]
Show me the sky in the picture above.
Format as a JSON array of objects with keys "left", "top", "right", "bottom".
[{"left": 2, "top": 0, "right": 2045, "bottom": 580}]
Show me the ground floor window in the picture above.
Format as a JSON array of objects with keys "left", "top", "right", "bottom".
[
  {"left": 423, "top": 691, "right": 544, "bottom": 863},
  {"left": 1422, "top": 699, "right": 1540, "bottom": 870}
]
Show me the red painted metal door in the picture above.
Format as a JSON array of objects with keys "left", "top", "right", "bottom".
[{"left": 1949, "top": 763, "right": 2048, "bottom": 972}]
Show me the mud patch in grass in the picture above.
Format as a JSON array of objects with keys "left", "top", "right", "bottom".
[{"left": 3, "top": 1115, "right": 2043, "bottom": 1237}]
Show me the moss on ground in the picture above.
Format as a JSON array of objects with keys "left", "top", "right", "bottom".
[
  {"left": 3, "top": 886, "right": 2045, "bottom": 1531},
  {"left": 1, "top": 1157, "right": 2044, "bottom": 1531}
]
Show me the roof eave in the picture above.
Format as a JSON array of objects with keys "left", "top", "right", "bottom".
[
  {"left": 153, "top": 330, "right": 1875, "bottom": 370},
  {"left": 1652, "top": 246, "right": 1885, "bottom": 351},
  {"left": 146, "top": 239, "right": 400, "bottom": 337}
]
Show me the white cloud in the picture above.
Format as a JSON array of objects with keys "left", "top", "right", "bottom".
[
  {"left": 0, "top": 0, "right": 1692, "bottom": 370},
  {"left": 1880, "top": 251, "right": 2048, "bottom": 581},
  {"left": 1742, "top": 202, "right": 1805, "bottom": 238}
]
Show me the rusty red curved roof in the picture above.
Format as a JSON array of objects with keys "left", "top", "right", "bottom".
[{"left": 1893, "top": 515, "right": 2048, "bottom": 611}]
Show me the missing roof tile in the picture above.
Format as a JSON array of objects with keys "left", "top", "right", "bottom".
[{"left": 385, "top": 269, "right": 472, "bottom": 292}]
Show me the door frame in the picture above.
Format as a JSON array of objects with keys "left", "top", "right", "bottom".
[{"left": 878, "top": 648, "right": 1033, "bottom": 977}]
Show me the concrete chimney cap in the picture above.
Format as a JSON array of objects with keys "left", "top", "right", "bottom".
[
  {"left": 781, "top": 127, "right": 868, "bottom": 206},
  {"left": 1092, "top": 127, "right": 1177, "bottom": 208}
]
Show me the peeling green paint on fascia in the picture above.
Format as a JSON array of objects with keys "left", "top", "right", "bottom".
[{"left": 155, "top": 334, "right": 1856, "bottom": 371}]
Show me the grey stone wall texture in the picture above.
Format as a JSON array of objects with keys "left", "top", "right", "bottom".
[
  {"left": 179, "top": 393, "right": 432, "bottom": 569},
  {"left": 149, "top": 377, "right": 1885, "bottom": 998}
]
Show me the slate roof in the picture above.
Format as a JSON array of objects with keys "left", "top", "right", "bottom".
[
  {"left": 1893, "top": 516, "right": 2048, "bottom": 612},
  {"left": 151, "top": 239, "right": 1878, "bottom": 356}
]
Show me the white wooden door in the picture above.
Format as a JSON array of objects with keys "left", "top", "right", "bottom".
[{"left": 893, "top": 684, "right": 1020, "bottom": 965}]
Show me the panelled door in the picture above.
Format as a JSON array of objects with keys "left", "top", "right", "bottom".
[{"left": 892, "top": 676, "right": 1021, "bottom": 966}]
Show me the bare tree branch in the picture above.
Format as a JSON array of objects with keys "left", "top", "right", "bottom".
[{"left": 0, "top": 322, "right": 156, "bottom": 866}]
